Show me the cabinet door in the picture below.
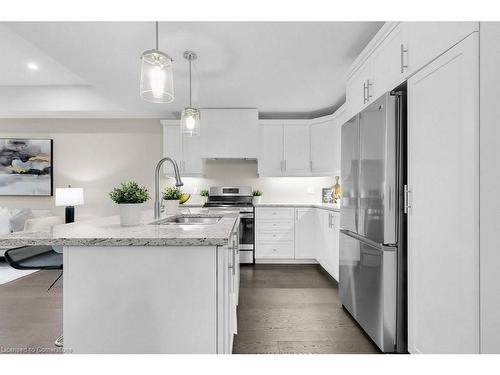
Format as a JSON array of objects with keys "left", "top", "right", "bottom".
[
  {"left": 294, "top": 208, "right": 316, "bottom": 259},
  {"left": 258, "top": 125, "right": 284, "bottom": 176},
  {"left": 182, "top": 134, "right": 204, "bottom": 176},
  {"left": 370, "top": 23, "right": 409, "bottom": 99},
  {"left": 283, "top": 124, "right": 310, "bottom": 174},
  {"left": 310, "top": 119, "right": 335, "bottom": 174},
  {"left": 315, "top": 210, "right": 329, "bottom": 270},
  {"left": 345, "top": 60, "right": 372, "bottom": 118},
  {"left": 407, "top": 34, "right": 479, "bottom": 354},
  {"left": 163, "top": 125, "right": 183, "bottom": 176},
  {"left": 407, "top": 22, "right": 477, "bottom": 77}
]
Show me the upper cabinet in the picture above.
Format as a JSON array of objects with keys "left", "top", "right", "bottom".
[
  {"left": 345, "top": 22, "right": 478, "bottom": 118},
  {"left": 283, "top": 124, "right": 310, "bottom": 174},
  {"left": 259, "top": 125, "right": 284, "bottom": 176},
  {"left": 406, "top": 22, "right": 478, "bottom": 77},
  {"left": 310, "top": 105, "right": 345, "bottom": 175},
  {"left": 201, "top": 108, "right": 258, "bottom": 159},
  {"left": 161, "top": 121, "right": 205, "bottom": 176}
]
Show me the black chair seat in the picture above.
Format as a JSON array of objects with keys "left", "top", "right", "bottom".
[{"left": 5, "top": 245, "right": 63, "bottom": 270}]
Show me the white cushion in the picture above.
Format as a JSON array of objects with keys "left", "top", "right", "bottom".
[{"left": 9, "top": 208, "right": 32, "bottom": 232}]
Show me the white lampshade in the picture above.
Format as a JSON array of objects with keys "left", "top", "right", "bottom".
[
  {"left": 181, "top": 107, "right": 201, "bottom": 136},
  {"left": 55, "top": 187, "right": 84, "bottom": 207},
  {"left": 140, "top": 50, "right": 174, "bottom": 103}
]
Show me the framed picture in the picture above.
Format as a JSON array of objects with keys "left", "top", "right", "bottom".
[
  {"left": 0, "top": 138, "right": 53, "bottom": 196},
  {"left": 322, "top": 187, "right": 333, "bottom": 203}
]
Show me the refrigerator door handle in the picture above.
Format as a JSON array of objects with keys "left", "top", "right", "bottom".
[{"left": 340, "top": 229, "right": 396, "bottom": 252}]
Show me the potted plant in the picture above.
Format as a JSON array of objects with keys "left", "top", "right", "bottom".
[
  {"left": 109, "top": 181, "right": 150, "bottom": 226},
  {"left": 200, "top": 189, "right": 209, "bottom": 204},
  {"left": 252, "top": 190, "right": 262, "bottom": 205},
  {"left": 162, "top": 186, "right": 183, "bottom": 214}
]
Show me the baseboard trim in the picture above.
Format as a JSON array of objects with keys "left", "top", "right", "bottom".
[{"left": 255, "top": 258, "right": 318, "bottom": 264}]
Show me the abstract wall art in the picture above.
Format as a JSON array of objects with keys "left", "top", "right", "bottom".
[{"left": 0, "top": 138, "right": 53, "bottom": 196}]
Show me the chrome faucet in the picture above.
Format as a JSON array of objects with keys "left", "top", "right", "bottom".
[{"left": 154, "top": 157, "right": 184, "bottom": 220}]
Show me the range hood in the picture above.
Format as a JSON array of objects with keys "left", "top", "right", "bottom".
[{"left": 200, "top": 108, "right": 259, "bottom": 159}]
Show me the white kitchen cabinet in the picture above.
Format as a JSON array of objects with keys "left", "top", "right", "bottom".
[
  {"left": 283, "top": 124, "right": 311, "bottom": 174},
  {"left": 316, "top": 209, "right": 340, "bottom": 281},
  {"left": 201, "top": 108, "right": 258, "bottom": 159},
  {"left": 406, "top": 22, "right": 477, "bottom": 77},
  {"left": 407, "top": 33, "right": 479, "bottom": 354},
  {"left": 310, "top": 119, "right": 335, "bottom": 174},
  {"left": 346, "top": 60, "right": 372, "bottom": 118},
  {"left": 182, "top": 134, "right": 204, "bottom": 175},
  {"left": 255, "top": 207, "right": 295, "bottom": 260},
  {"left": 258, "top": 125, "right": 284, "bottom": 176},
  {"left": 162, "top": 121, "right": 205, "bottom": 176},
  {"left": 294, "top": 208, "right": 316, "bottom": 259},
  {"left": 370, "top": 23, "right": 409, "bottom": 101}
]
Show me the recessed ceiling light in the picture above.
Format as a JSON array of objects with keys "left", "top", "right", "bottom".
[{"left": 27, "top": 62, "right": 39, "bottom": 71}]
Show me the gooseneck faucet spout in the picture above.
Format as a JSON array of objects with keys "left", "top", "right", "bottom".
[{"left": 154, "top": 157, "right": 184, "bottom": 220}]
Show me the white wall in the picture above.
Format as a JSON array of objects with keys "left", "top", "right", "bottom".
[
  {"left": 0, "top": 119, "right": 162, "bottom": 220},
  {"left": 181, "top": 159, "right": 336, "bottom": 205}
]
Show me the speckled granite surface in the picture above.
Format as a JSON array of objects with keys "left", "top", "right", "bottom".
[
  {"left": 0, "top": 208, "right": 239, "bottom": 247},
  {"left": 254, "top": 203, "right": 340, "bottom": 212}
]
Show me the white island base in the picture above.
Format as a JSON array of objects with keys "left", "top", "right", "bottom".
[{"left": 63, "top": 244, "right": 239, "bottom": 354}]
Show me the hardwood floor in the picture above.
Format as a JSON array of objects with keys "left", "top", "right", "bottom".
[
  {"left": 0, "top": 269, "right": 63, "bottom": 354},
  {"left": 233, "top": 264, "right": 381, "bottom": 354}
]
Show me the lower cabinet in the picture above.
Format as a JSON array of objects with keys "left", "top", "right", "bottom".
[
  {"left": 316, "top": 210, "right": 340, "bottom": 281},
  {"left": 294, "top": 208, "right": 317, "bottom": 259},
  {"left": 255, "top": 206, "right": 340, "bottom": 281}
]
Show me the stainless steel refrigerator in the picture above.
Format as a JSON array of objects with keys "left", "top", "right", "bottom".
[{"left": 339, "top": 88, "right": 407, "bottom": 353}]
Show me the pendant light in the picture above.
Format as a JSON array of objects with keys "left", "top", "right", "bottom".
[
  {"left": 140, "top": 22, "right": 174, "bottom": 103},
  {"left": 181, "top": 51, "right": 200, "bottom": 136}
]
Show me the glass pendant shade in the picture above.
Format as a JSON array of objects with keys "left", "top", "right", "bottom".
[
  {"left": 140, "top": 50, "right": 174, "bottom": 103},
  {"left": 181, "top": 107, "right": 201, "bottom": 136}
]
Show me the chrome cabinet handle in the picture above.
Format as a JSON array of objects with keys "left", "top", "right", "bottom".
[
  {"left": 366, "top": 80, "right": 372, "bottom": 102},
  {"left": 280, "top": 160, "right": 284, "bottom": 172},
  {"left": 400, "top": 44, "right": 408, "bottom": 73},
  {"left": 310, "top": 160, "right": 313, "bottom": 171},
  {"left": 363, "top": 82, "right": 367, "bottom": 104},
  {"left": 403, "top": 185, "right": 411, "bottom": 214}
]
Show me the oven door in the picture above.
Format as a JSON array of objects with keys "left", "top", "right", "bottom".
[{"left": 239, "top": 213, "right": 254, "bottom": 263}]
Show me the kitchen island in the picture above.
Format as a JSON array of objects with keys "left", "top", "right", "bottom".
[{"left": 0, "top": 208, "right": 240, "bottom": 354}]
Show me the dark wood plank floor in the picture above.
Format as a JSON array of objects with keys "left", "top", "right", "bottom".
[
  {"left": 233, "top": 264, "right": 381, "bottom": 354},
  {"left": 0, "top": 270, "right": 63, "bottom": 353}
]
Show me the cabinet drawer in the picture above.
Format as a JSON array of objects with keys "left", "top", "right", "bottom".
[
  {"left": 255, "top": 242, "right": 294, "bottom": 258},
  {"left": 256, "top": 221, "right": 294, "bottom": 232},
  {"left": 256, "top": 207, "right": 294, "bottom": 220},
  {"left": 256, "top": 231, "right": 294, "bottom": 242}
]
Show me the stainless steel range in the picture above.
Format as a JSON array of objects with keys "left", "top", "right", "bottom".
[{"left": 204, "top": 186, "right": 254, "bottom": 264}]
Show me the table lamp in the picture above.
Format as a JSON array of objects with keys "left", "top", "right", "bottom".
[{"left": 55, "top": 186, "right": 84, "bottom": 223}]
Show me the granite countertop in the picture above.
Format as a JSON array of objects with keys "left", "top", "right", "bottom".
[
  {"left": 0, "top": 208, "right": 239, "bottom": 248},
  {"left": 254, "top": 203, "right": 340, "bottom": 212}
]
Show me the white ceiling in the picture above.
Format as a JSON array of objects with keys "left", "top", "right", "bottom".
[{"left": 0, "top": 21, "right": 383, "bottom": 119}]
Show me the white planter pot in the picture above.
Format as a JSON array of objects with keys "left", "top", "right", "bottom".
[
  {"left": 253, "top": 196, "right": 262, "bottom": 205},
  {"left": 164, "top": 199, "right": 180, "bottom": 215},
  {"left": 200, "top": 196, "right": 208, "bottom": 204},
  {"left": 119, "top": 203, "right": 142, "bottom": 226}
]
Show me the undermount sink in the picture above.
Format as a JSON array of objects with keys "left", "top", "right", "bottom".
[{"left": 151, "top": 215, "right": 222, "bottom": 225}]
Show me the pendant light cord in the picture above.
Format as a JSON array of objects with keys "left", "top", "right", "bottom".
[
  {"left": 189, "top": 58, "right": 192, "bottom": 107},
  {"left": 155, "top": 21, "right": 159, "bottom": 50}
]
